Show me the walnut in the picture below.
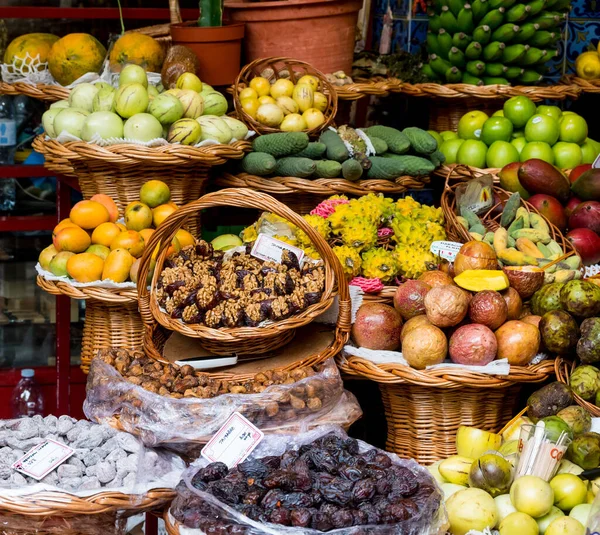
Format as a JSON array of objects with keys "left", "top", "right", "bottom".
[
  {"left": 180, "top": 365, "right": 195, "bottom": 377},
  {"left": 229, "top": 386, "right": 247, "bottom": 394},
  {"left": 290, "top": 368, "right": 308, "bottom": 381},
  {"left": 141, "top": 381, "right": 159, "bottom": 394},
  {"left": 127, "top": 376, "right": 142, "bottom": 385},
  {"left": 129, "top": 365, "right": 143, "bottom": 377},
  {"left": 265, "top": 402, "right": 279, "bottom": 417},
  {"left": 307, "top": 397, "right": 323, "bottom": 411},
  {"left": 289, "top": 395, "right": 306, "bottom": 410}
]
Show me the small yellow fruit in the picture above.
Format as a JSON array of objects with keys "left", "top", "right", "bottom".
[
  {"left": 302, "top": 108, "right": 325, "bottom": 129},
  {"left": 175, "top": 229, "right": 196, "bottom": 248},
  {"left": 239, "top": 87, "right": 258, "bottom": 101},
  {"left": 297, "top": 74, "right": 319, "bottom": 91},
  {"left": 292, "top": 84, "right": 314, "bottom": 113},
  {"left": 313, "top": 91, "right": 328, "bottom": 112},
  {"left": 256, "top": 103, "right": 284, "bottom": 127},
  {"left": 276, "top": 96, "right": 299, "bottom": 115},
  {"left": 249, "top": 77, "right": 271, "bottom": 97},
  {"left": 176, "top": 72, "right": 203, "bottom": 92},
  {"left": 576, "top": 51, "right": 600, "bottom": 80},
  {"left": 270, "top": 78, "right": 294, "bottom": 99},
  {"left": 280, "top": 113, "right": 307, "bottom": 132},
  {"left": 258, "top": 95, "right": 276, "bottom": 106},
  {"left": 240, "top": 98, "right": 259, "bottom": 119}
]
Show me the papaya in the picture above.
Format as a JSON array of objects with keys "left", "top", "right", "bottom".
[
  {"left": 109, "top": 33, "right": 165, "bottom": 73},
  {"left": 48, "top": 33, "right": 107, "bottom": 86},
  {"left": 4, "top": 33, "right": 59, "bottom": 71},
  {"left": 571, "top": 168, "right": 600, "bottom": 201}
]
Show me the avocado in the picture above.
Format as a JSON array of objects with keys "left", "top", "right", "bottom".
[
  {"left": 527, "top": 382, "right": 573, "bottom": 423},
  {"left": 560, "top": 280, "right": 600, "bottom": 319},
  {"left": 578, "top": 318, "right": 600, "bottom": 365},
  {"left": 531, "top": 282, "right": 565, "bottom": 316},
  {"left": 539, "top": 310, "right": 579, "bottom": 356}
]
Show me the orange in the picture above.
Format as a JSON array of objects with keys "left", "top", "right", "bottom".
[
  {"left": 70, "top": 200, "right": 110, "bottom": 230},
  {"left": 110, "top": 230, "right": 145, "bottom": 258},
  {"left": 53, "top": 226, "right": 91, "bottom": 253},
  {"left": 102, "top": 248, "right": 134, "bottom": 283},
  {"left": 91, "top": 222, "right": 121, "bottom": 247},
  {"left": 90, "top": 194, "right": 119, "bottom": 223},
  {"left": 175, "top": 229, "right": 196, "bottom": 248},
  {"left": 152, "top": 204, "right": 177, "bottom": 227},
  {"left": 67, "top": 252, "right": 104, "bottom": 283},
  {"left": 52, "top": 218, "right": 77, "bottom": 239},
  {"left": 125, "top": 201, "right": 153, "bottom": 231}
]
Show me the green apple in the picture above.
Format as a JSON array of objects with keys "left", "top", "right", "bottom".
[
  {"left": 559, "top": 114, "right": 588, "bottom": 144},
  {"left": 487, "top": 140, "right": 520, "bottom": 168},
  {"left": 457, "top": 110, "right": 489, "bottom": 140},
  {"left": 537, "top": 105, "right": 562, "bottom": 122},
  {"left": 493, "top": 109, "right": 505, "bottom": 117},
  {"left": 521, "top": 141, "right": 555, "bottom": 164},
  {"left": 457, "top": 139, "right": 487, "bottom": 167},
  {"left": 552, "top": 142, "right": 583, "bottom": 169},
  {"left": 481, "top": 116, "right": 514, "bottom": 145},
  {"left": 512, "top": 137, "right": 527, "bottom": 154},
  {"left": 440, "top": 138, "right": 465, "bottom": 165},
  {"left": 512, "top": 130, "right": 525, "bottom": 139},
  {"left": 440, "top": 130, "right": 458, "bottom": 141},
  {"left": 428, "top": 130, "right": 443, "bottom": 148},
  {"left": 524, "top": 114, "right": 560, "bottom": 145},
  {"left": 581, "top": 138, "right": 600, "bottom": 164},
  {"left": 504, "top": 95, "right": 537, "bottom": 128}
]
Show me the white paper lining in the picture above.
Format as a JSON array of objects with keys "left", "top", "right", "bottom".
[
  {"left": 585, "top": 264, "right": 600, "bottom": 277},
  {"left": 36, "top": 263, "right": 136, "bottom": 290}
]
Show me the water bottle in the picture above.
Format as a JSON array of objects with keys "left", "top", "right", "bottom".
[
  {"left": 11, "top": 369, "right": 45, "bottom": 418},
  {"left": 0, "top": 95, "right": 16, "bottom": 212}
]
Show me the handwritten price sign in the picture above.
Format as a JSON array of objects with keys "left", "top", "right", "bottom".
[{"left": 430, "top": 241, "right": 463, "bottom": 262}]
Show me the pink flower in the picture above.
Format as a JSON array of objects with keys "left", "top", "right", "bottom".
[
  {"left": 377, "top": 227, "right": 393, "bottom": 238},
  {"left": 310, "top": 198, "right": 350, "bottom": 218},
  {"left": 349, "top": 277, "right": 384, "bottom": 293}
]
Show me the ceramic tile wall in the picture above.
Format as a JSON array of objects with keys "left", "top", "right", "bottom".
[{"left": 371, "top": 0, "right": 600, "bottom": 82}]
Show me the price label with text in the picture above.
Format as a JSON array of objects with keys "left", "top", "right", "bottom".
[
  {"left": 12, "top": 439, "right": 75, "bottom": 480},
  {"left": 594, "top": 153, "right": 600, "bottom": 169},
  {"left": 251, "top": 234, "right": 305, "bottom": 265},
  {"left": 430, "top": 240, "right": 463, "bottom": 262},
  {"left": 201, "top": 412, "right": 264, "bottom": 468}
]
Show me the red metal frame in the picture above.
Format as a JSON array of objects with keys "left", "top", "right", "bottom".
[{"left": 0, "top": 7, "right": 198, "bottom": 20}]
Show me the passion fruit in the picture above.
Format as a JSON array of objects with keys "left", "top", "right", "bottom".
[
  {"left": 495, "top": 320, "right": 541, "bottom": 366},
  {"left": 352, "top": 303, "right": 402, "bottom": 351},
  {"left": 400, "top": 315, "right": 431, "bottom": 343},
  {"left": 393, "top": 280, "right": 431, "bottom": 320},
  {"left": 501, "top": 287, "right": 523, "bottom": 320},
  {"left": 469, "top": 290, "right": 508, "bottom": 330},
  {"left": 424, "top": 285, "right": 470, "bottom": 327},
  {"left": 503, "top": 266, "right": 545, "bottom": 299},
  {"left": 449, "top": 324, "right": 498, "bottom": 365},
  {"left": 418, "top": 270, "right": 455, "bottom": 288},
  {"left": 401, "top": 323, "right": 448, "bottom": 369}
]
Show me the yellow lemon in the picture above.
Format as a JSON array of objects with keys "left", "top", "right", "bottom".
[
  {"left": 240, "top": 98, "right": 259, "bottom": 119},
  {"left": 280, "top": 113, "right": 307, "bottom": 132},
  {"left": 297, "top": 74, "right": 319, "bottom": 91},
  {"left": 302, "top": 108, "right": 325, "bottom": 129},
  {"left": 270, "top": 78, "right": 294, "bottom": 99},
  {"left": 313, "top": 91, "right": 328, "bottom": 112},
  {"left": 576, "top": 51, "right": 600, "bottom": 80},
  {"left": 249, "top": 77, "right": 271, "bottom": 97},
  {"left": 239, "top": 87, "right": 258, "bottom": 101},
  {"left": 258, "top": 95, "right": 277, "bottom": 106}
]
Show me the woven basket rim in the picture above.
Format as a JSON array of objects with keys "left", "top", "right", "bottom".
[
  {"left": 232, "top": 56, "right": 338, "bottom": 136},
  {"left": 561, "top": 74, "right": 600, "bottom": 93},
  {"left": 31, "top": 136, "right": 252, "bottom": 168},
  {"left": 397, "top": 82, "right": 581, "bottom": 101},
  {"left": 216, "top": 172, "right": 429, "bottom": 196},
  {"left": 555, "top": 357, "right": 600, "bottom": 417},
  {"left": 0, "top": 81, "right": 70, "bottom": 102},
  {"left": 137, "top": 188, "right": 351, "bottom": 347},
  {"left": 37, "top": 275, "right": 138, "bottom": 303},
  {"left": 435, "top": 163, "right": 573, "bottom": 181},
  {"left": 0, "top": 487, "right": 175, "bottom": 516}
]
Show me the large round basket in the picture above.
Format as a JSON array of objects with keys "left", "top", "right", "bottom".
[
  {"left": 398, "top": 83, "right": 581, "bottom": 132},
  {"left": 214, "top": 172, "right": 430, "bottom": 214},
  {"left": 561, "top": 74, "right": 600, "bottom": 94},
  {"left": 233, "top": 57, "right": 338, "bottom": 136},
  {"left": 338, "top": 355, "right": 554, "bottom": 464},
  {"left": 138, "top": 188, "right": 350, "bottom": 356},
  {"left": 555, "top": 358, "right": 600, "bottom": 417},
  {"left": 36, "top": 277, "right": 142, "bottom": 374},
  {"left": 31, "top": 136, "right": 251, "bottom": 214},
  {"left": 0, "top": 81, "right": 70, "bottom": 102}
]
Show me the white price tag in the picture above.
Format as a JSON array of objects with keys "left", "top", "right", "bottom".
[
  {"left": 593, "top": 153, "right": 600, "bottom": 169},
  {"left": 250, "top": 233, "right": 305, "bottom": 265},
  {"left": 430, "top": 240, "right": 463, "bottom": 262},
  {"left": 201, "top": 412, "right": 264, "bottom": 468},
  {"left": 12, "top": 439, "right": 75, "bottom": 480}
]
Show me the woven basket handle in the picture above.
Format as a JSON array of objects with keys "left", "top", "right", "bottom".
[
  {"left": 169, "top": 0, "right": 183, "bottom": 24},
  {"left": 137, "top": 188, "right": 351, "bottom": 333}
]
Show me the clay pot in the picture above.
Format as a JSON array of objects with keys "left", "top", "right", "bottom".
[
  {"left": 224, "top": 0, "right": 361, "bottom": 75},
  {"left": 170, "top": 22, "right": 245, "bottom": 86}
]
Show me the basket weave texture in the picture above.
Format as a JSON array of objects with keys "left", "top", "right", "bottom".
[
  {"left": 138, "top": 188, "right": 350, "bottom": 357},
  {"left": 555, "top": 358, "right": 600, "bottom": 417},
  {"left": 0, "top": 81, "right": 70, "bottom": 102},
  {"left": 561, "top": 74, "right": 600, "bottom": 94},
  {"left": 233, "top": 57, "right": 338, "bottom": 136},
  {"left": 399, "top": 82, "right": 581, "bottom": 100},
  {"left": 36, "top": 277, "right": 142, "bottom": 374}
]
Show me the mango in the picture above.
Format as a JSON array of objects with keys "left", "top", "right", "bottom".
[
  {"left": 498, "top": 248, "right": 538, "bottom": 266},
  {"left": 518, "top": 159, "right": 571, "bottom": 203},
  {"left": 66, "top": 252, "right": 104, "bottom": 282},
  {"left": 572, "top": 168, "right": 600, "bottom": 201},
  {"left": 39, "top": 244, "right": 58, "bottom": 271},
  {"left": 49, "top": 251, "right": 75, "bottom": 277},
  {"left": 454, "top": 269, "right": 510, "bottom": 292},
  {"left": 516, "top": 237, "right": 544, "bottom": 258},
  {"left": 53, "top": 225, "right": 91, "bottom": 253},
  {"left": 102, "top": 248, "right": 134, "bottom": 283}
]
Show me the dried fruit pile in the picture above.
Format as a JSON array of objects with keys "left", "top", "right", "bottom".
[
  {"left": 172, "top": 432, "right": 440, "bottom": 532},
  {"left": 156, "top": 241, "right": 325, "bottom": 326}
]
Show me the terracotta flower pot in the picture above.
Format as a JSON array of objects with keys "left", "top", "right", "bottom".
[
  {"left": 170, "top": 22, "right": 245, "bottom": 86},
  {"left": 224, "top": 0, "right": 361, "bottom": 75}
]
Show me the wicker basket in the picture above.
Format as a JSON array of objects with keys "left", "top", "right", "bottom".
[
  {"left": 555, "top": 358, "right": 600, "bottom": 417},
  {"left": 441, "top": 172, "right": 576, "bottom": 258},
  {"left": 562, "top": 74, "right": 600, "bottom": 94},
  {"left": 338, "top": 355, "right": 554, "bottom": 464},
  {"left": 0, "top": 81, "right": 70, "bottom": 102},
  {"left": 214, "top": 172, "right": 430, "bottom": 214},
  {"left": 138, "top": 188, "right": 350, "bottom": 356},
  {"left": 398, "top": 82, "right": 581, "bottom": 132},
  {"left": 36, "top": 277, "right": 142, "bottom": 374},
  {"left": 233, "top": 57, "right": 338, "bottom": 136}
]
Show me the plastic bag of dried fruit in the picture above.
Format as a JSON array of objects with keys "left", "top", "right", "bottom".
[
  {"left": 84, "top": 353, "right": 362, "bottom": 455},
  {"left": 166, "top": 426, "right": 448, "bottom": 535},
  {"left": 0, "top": 510, "right": 126, "bottom": 535}
]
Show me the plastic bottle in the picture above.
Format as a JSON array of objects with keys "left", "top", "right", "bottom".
[
  {"left": 0, "top": 95, "right": 16, "bottom": 211},
  {"left": 11, "top": 369, "right": 44, "bottom": 418}
]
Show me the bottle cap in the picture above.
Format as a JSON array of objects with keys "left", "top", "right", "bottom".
[{"left": 21, "top": 369, "right": 34, "bottom": 378}]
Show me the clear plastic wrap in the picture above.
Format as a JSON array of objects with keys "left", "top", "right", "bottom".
[
  {"left": 0, "top": 415, "right": 184, "bottom": 498},
  {"left": 0, "top": 511, "right": 126, "bottom": 535},
  {"left": 84, "top": 357, "right": 361, "bottom": 453},
  {"left": 169, "top": 426, "right": 448, "bottom": 535}
]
